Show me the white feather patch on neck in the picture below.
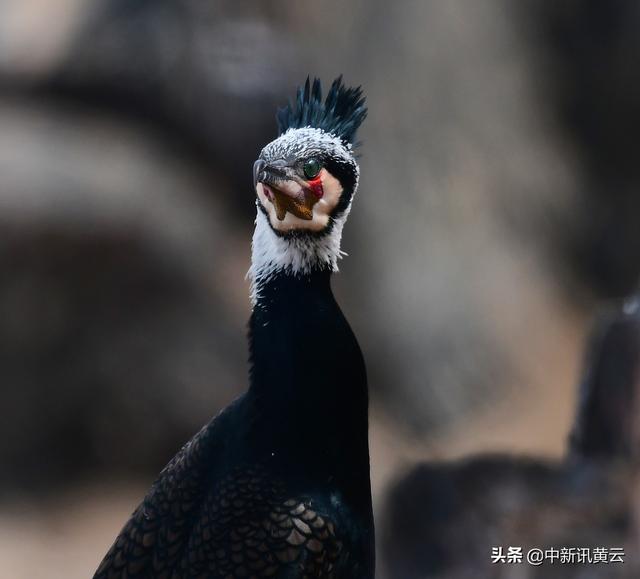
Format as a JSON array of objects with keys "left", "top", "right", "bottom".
[{"left": 247, "top": 207, "right": 350, "bottom": 305}]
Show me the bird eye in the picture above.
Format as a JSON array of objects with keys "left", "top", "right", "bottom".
[{"left": 303, "top": 158, "right": 322, "bottom": 180}]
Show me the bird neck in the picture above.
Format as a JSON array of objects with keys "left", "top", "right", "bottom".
[
  {"left": 249, "top": 266, "right": 343, "bottom": 398},
  {"left": 248, "top": 209, "right": 348, "bottom": 305},
  {"left": 247, "top": 266, "right": 368, "bottom": 441},
  {"left": 246, "top": 242, "right": 371, "bottom": 516},
  {"left": 252, "top": 265, "right": 334, "bottom": 309}
]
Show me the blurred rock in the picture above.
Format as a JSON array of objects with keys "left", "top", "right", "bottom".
[
  {"left": 0, "top": 97, "right": 250, "bottom": 490},
  {"left": 382, "top": 457, "right": 637, "bottom": 579},
  {"left": 531, "top": 0, "right": 640, "bottom": 298},
  {"left": 381, "top": 299, "right": 640, "bottom": 578},
  {"left": 0, "top": 0, "right": 89, "bottom": 79}
]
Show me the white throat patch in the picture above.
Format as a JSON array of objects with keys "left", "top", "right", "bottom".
[{"left": 247, "top": 207, "right": 350, "bottom": 305}]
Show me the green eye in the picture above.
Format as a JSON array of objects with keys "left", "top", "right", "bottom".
[{"left": 303, "top": 158, "right": 322, "bottom": 179}]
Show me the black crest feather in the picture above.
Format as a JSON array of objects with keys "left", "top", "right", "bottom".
[{"left": 276, "top": 76, "right": 367, "bottom": 145}]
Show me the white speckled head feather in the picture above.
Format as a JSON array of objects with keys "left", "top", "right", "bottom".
[{"left": 260, "top": 127, "right": 354, "bottom": 166}]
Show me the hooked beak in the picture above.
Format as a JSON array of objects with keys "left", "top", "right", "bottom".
[
  {"left": 253, "top": 159, "right": 321, "bottom": 221},
  {"left": 253, "top": 159, "right": 267, "bottom": 190}
]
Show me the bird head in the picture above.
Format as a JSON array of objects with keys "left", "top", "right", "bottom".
[
  {"left": 254, "top": 76, "right": 366, "bottom": 236},
  {"left": 249, "top": 76, "right": 367, "bottom": 301}
]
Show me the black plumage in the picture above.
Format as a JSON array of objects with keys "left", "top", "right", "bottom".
[
  {"left": 569, "top": 297, "right": 640, "bottom": 461},
  {"left": 276, "top": 76, "right": 367, "bottom": 145},
  {"left": 94, "top": 79, "right": 374, "bottom": 579}
]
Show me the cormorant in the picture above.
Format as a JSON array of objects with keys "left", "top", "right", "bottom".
[
  {"left": 381, "top": 297, "right": 640, "bottom": 578},
  {"left": 93, "top": 76, "right": 374, "bottom": 579},
  {"left": 569, "top": 296, "right": 640, "bottom": 462}
]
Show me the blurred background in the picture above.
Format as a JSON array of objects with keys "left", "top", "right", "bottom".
[{"left": 1, "top": 1, "right": 640, "bottom": 577}]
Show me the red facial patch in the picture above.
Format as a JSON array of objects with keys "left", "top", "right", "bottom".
[{"left": 307, "top": 176, "right": 324, "bottom": 199}]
